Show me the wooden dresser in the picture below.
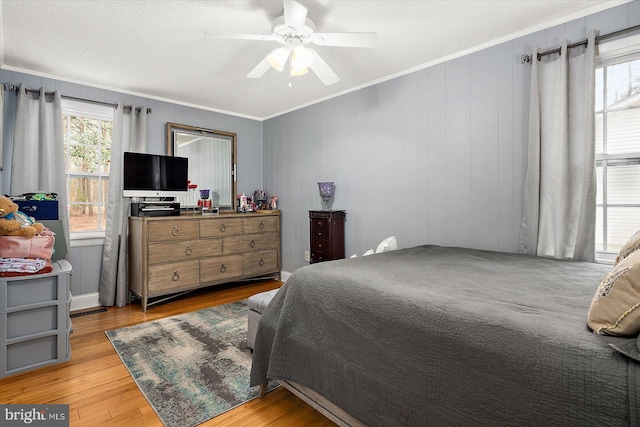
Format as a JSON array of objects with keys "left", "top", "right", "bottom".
[
  {"left": 309, "top": 210, "right": 346, "bottom": 263},
  {"left": 129, "top": 211, "right": 280, "bottom": 311}
]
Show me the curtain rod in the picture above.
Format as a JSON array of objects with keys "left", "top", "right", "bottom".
[
  {"left": 1, "top": 83, "right": 152, "bottom": 114},
  {"left": 521, "top": 23, "right": 640, "bottom": 63}
]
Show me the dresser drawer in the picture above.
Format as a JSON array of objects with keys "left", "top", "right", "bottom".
[
  {"left": 223, "top": 233, "right": 278, "bottom": 254},
  {"left": 200, "top": 255, "right": 243, "bottom": 282},
  {"left": 148, "top": 238, "right": 222, "bottom": 264},
  {"left": 243, "top": 216, "right": 279, "bottom": 234},
  {"left": 148, "top": 220, "right": 199, "bottom": 242},
  {"left": 312, "top": 238, "right": 329, "bottom": 253},
  {"left": 244, "top": 250, "right": 278, "bottom": 277},
  {"left": 148, "top": 260, "right": 199, "bottom": 294},
  {"left": 200, "top": 218, "right": 243, "bottom": 238}
]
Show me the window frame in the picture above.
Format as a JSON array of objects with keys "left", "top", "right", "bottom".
[
  {"left": 595, "top": 45, "right": 640, "bottom": 262},
  {"left": 61, "top": 99, "right": 114, "bottom": 241}
]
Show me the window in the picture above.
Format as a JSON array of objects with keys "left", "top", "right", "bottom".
[
  {"left": 595, "top": 48, "right": 640, "bottom": 258},
  {"left": 62, "top": 100, "right": 114, "bottom": 234}
]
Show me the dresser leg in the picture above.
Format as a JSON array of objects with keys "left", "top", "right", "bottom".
[
  {"left": 259, "top": 382, "right": 267, "bottom": 398},
  {"left": 142, "top": 296, "right": 148, "bottom": 313}
]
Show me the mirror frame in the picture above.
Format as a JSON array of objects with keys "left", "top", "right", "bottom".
[{"left": 166, "top": 122, "right": 237, "bottom": 210}]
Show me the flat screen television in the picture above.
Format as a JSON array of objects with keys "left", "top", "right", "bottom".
[{"left": 123, "top": 152, "right": 189, "bottom": 198}]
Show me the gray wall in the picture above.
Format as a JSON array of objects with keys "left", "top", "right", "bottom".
[
  {"left": 265, "top": 1, "right": 640, "bottom": 273},
  {"left": 0, "top": 69, "right": 263, "bottom": 297}
]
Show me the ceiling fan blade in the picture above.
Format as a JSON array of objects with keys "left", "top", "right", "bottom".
[
  {"left": 247, "top": 56, "right": 272, "bottom": 78},
  {"left": 308, "top": 49, "right": 339, "bottom": 86},
  {"left": 212, "top": 33, "right": 279, "bottom": 42},
  {"left": 311, "top": 32, "right": 379, "bottom": 48},
  {"left": 284, "top": 0, "right": 307, "bottom": 31}
]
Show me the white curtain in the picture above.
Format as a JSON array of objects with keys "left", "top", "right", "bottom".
[
  {"left": 0, "top": 87, "right": 4, "bottom": 171},
  {"left": 10, "top": 85, "right": 70, "bottom": 256},
  {"left": 99, "top": 103, "right": 149, "bottom": 307},
  {"left": 518, "top": 30, "right": 597, "bottom": 262}
]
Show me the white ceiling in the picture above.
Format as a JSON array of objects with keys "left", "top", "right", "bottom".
[{"left": 0, "top": 0, "right": 628, "bottom": 120}]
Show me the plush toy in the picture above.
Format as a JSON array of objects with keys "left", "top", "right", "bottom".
[{"left": 0, "top": 196, "right": 44, "bottom": 238}]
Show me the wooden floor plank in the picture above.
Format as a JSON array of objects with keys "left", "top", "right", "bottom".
[{"left": 0, "top": 280, "right": 337, "bottom": 426}]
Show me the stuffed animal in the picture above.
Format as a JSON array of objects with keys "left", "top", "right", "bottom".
[{"left": 0, "top": 196, "right": 44, "bottom": 238}]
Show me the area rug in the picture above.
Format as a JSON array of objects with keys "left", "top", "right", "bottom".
[{"left": 105, "top": 300, "right": 278, "bottom": 427}]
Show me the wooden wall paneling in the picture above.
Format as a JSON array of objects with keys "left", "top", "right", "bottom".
[
  {"left": 497, "top": 41, "right": 516, "bottom": 253},
  {"left": 416, "top": 69, "right": 430, "bottom": 246},
  {"left": 427, "top": 63, "right": 448, "bottom": 246},
  {"left": 469, "top": 48, "right": 500, "bottom": 251},
  {"left": 445, "top": 56, "right": 471, "bottom": 248}
]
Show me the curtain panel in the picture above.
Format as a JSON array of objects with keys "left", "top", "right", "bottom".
[
  {"left": 99, "top": 103, "right": 149, "bottom": 307},
  {"left": 10, "top": 85, "right": 70, "bottom": 256},
  {"left": 518, "top": 30, "right": 597, "bottom": 262},
  {"left": 0, "top": 87, "right": 4, "bottom": 171}
]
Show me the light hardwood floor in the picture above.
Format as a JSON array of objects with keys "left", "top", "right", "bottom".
[{"left": 0, "top": 280, "right": 336, "bottom": 426}]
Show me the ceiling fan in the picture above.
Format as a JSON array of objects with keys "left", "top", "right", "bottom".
[{"left": 220, "top": 0, "right": 379, "bottom": 85}]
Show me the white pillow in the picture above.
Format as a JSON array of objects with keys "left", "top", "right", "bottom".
[
  {"left": 375, "top": 236, "right": 398, "bottom": 254},
  {"left": 362, "top": 249, "right": 374, "bottom": 256}
]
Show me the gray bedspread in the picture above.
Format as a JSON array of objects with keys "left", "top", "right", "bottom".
[{"left": 250, "top": 245, "right": 640, "bottom": 426}]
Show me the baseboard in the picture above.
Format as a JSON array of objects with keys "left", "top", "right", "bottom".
[
  {"left": 281, "top": 271, "right": 292, "bottom": 282},
  {"left": 71, "top": 292, "right": 100, "bottom": 312}
]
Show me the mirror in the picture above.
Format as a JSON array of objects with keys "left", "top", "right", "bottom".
[{"left": 166, "top": 123, "right": 237, "bottom": 210}]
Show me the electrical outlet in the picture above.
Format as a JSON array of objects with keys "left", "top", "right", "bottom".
[{"left": 304, "top": 251, "right": 310, "bottom": 262}]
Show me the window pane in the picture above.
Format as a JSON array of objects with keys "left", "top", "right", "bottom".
[
  {"left": 63, "top": 101, "right": 113, "bottom": 233},
  {"left": 596, "top": 206, "right": 604, "bottom": 252},
  {"left": 606, "top": 108, "right": 640, "bottom": 154},
  {"left": 67, "top": 145, "right": 101, "bottom": 173},
  {"left": 69, "top": 204, "right": 106, "bottom": 232},
  {"left": 596, "top": 164, "right": 603, "bottom": 205},
  {"left": 607, "top": 207, "right": 640, "bottom": 252},
  {"left": 68, "top": 176, "right": 103, "bottom": 203},
  {"left": 595, "top": 67, "right": 604, "bottom": 112},
  {"left": 595, "top": 112, "right": 603, "bottom": 154},
  {"left": 606, "top": 59, "right": 640, "bottom": 107},
  {"left": 607, "top": 162, "right": 640, "bottom": 204},
  {"left": 100, "top": 120, "right": 113, "bottom": 174}
]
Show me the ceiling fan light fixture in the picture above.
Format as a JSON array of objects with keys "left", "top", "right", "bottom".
[
  {"left": 290, "top": 66, "right": 309, "bottom": 77},
  {"left": 267, "top": 47, "right": 289, "bottom": 72},
  {"left": 290, "top": 45, "right": 314, "bottom": 76}
]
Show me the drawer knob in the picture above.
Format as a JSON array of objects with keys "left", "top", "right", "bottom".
[
  {"left": 172, "top": 271, "right": 180, "bottom": 281},
  {"left": 172, "top": 226, "right": 180, "bottom": 236},
  {"left": 185, "top": 246, "right": 192, "bottom": 256},
  {"left": 220, "top": 224, "right": 226, "bottom": 232},
  {"left": 259, "top": 258, "right": 265, "bottom": 266},
  {"left": 220, "top": 264, "right": 227, "bottom": 273},
  {"left": 249, "top": 239, "right": 256, "bottom": 248},
  {"left": 259, "top": 221, "right": 264, "bottom": 230}
]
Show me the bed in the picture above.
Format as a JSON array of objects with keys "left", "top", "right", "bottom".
[{"left": 250, "top": 245, "right": 640, "bottom": 426}]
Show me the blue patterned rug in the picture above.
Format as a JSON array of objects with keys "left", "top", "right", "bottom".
[{"left": 105, "top": 300, "right": 277, "bottom": 427}]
